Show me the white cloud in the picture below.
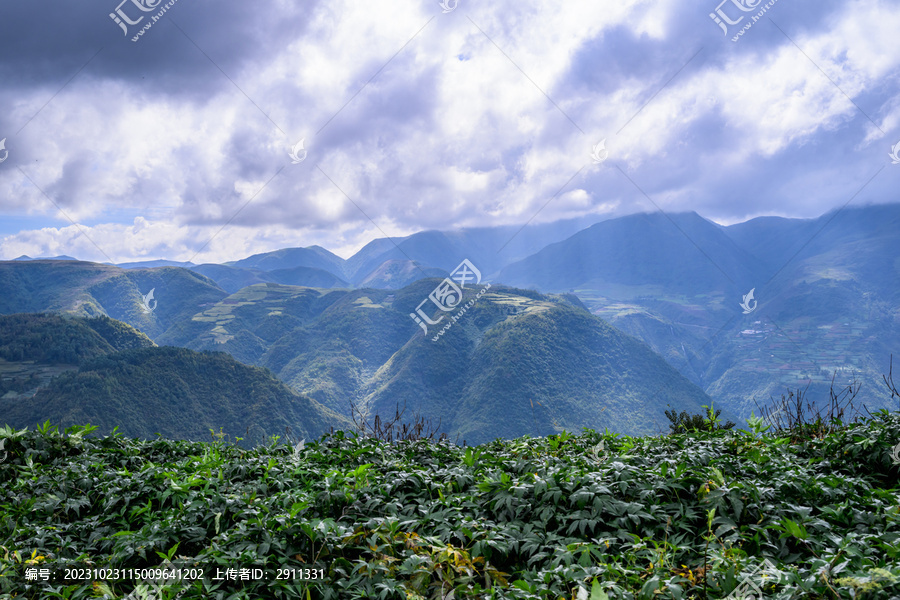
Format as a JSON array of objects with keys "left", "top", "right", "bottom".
[{"left": 0, "top": 0, "right": 898, "bottom": 262}]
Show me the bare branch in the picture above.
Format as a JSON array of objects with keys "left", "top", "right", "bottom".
[
  {"left": 754, "top": 371, "right": 864, "bottom": 442},
  {"left": 347, "top": 398, "right": 460, "bottom": 444}
]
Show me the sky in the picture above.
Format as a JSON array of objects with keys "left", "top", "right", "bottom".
[{"left": 0, "top": 0, "right": 898, "bottom": 263}]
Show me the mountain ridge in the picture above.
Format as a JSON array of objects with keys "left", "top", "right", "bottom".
[
  {"left": 0, "top": 314, "right": 348, "bottom": 447},
  {"left": 3, "top": 203, "right": 898, "bottom": 441}
]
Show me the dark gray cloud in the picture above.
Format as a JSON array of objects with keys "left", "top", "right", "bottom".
[{"left": 0, "top": 0, "right": 897, "bottom": 262}]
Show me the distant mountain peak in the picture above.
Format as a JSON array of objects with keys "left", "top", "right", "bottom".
[{"left": 11, "top": 254, "right": 77, "bottom": 262}]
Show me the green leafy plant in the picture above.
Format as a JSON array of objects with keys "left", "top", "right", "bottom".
[
  {"left": 741, "top": 411, "right": 771, "bottom": 437},
  {"left": 3, "top": 409, "right": 900, "bottom": 599},
  {"left": 665, "top": 403, "right": 735, "bottom": 434}
]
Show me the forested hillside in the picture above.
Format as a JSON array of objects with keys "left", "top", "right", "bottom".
[
  {"left": 159, "top": 280, "right": 724, "bottom": 444},
  {"left": 0, "top": 260, "right": 227, "bottom": 338},
  {"left": 0, "top": 313, "right": 153, "bottom": 364},
  {"left": 1, "top": 346, "right": 348, "bottom": 447},
  {"left": 0, "top": 315, "right": 348, "bottom": 447}
]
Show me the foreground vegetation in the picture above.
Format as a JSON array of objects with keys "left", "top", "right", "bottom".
[{"left": 1, "top": 404, "right": 899, "bottom": 600}]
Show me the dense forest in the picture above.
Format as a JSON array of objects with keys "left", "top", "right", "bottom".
[
  {"left": 0, "top": 313, "right": 153, "bottom": 364},
  {"left": 0, "top": 314, "right": 349, "bottom": 448}
]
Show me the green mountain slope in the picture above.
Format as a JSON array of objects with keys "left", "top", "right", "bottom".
[
  {"left": 697, "top": 213, "right": 900, "bottom": 419},
  {"left": 265, "top": 290, "right": 414, "bottom": 416},
  {"left": 356, "top": 260, "right": 446, "bottom": 290},
  {"left": 265, "top": 265, "right": 348, "bottom": 288},
  {"left": 225, "top": 246, "right": 347, "bottom": 280},
  {"left": 558, "top": 204, "right": 900, "bottom": 423},
  {"left": 498, "top": 211, "right": 764, "bottom": 295},
  {"left": 7, "top": 205, "right": 895, "bottom": 444},
  {"left": 189, "top": 264, "right": 273, "bottom": 294},
  {"left": 190, "top": 263, "right": 349, "bottom": 294},
  {"left": 159, "top": 284, "right": 413, "bottom": 416},
  {"left": 160, "top": 279, "right": 718, "bottom": 444},
  {"left": 364, "top": 286, "right": 719, "bottom": 444},
  {"left": 343, "top": 217, "right": 602, "bottom": 284},
  {"left": 0, "top": 260, "right": 228, "bottom": 339},
  {"left": 0, "top": 313, "right": 155, "bottom": 400},
  {"left": 0, "top": 345, "right": 348, "bottom": 447},
  {"left": 156, "top": 284, "right": 348, "bottom": 367},
  {"left": 0, "top": 313, "right": 153, "bottom": 364}
]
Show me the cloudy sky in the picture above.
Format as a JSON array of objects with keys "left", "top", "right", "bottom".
[{"left": 0, "top": 0, "right": 898, "bottom": 263}]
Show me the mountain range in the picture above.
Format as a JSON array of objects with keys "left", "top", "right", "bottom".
[
  {"left": 10, "top": 214, "right": 600, "bottom": 292},
  {"left": 0, "top": 284, "right": 715, "bottom": 444},
  {"left": 157, "top": 280, "right": 717, "bottom": 443},
  {"left": 2, "top": 202, "right": 898, "bottom": 443}
]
